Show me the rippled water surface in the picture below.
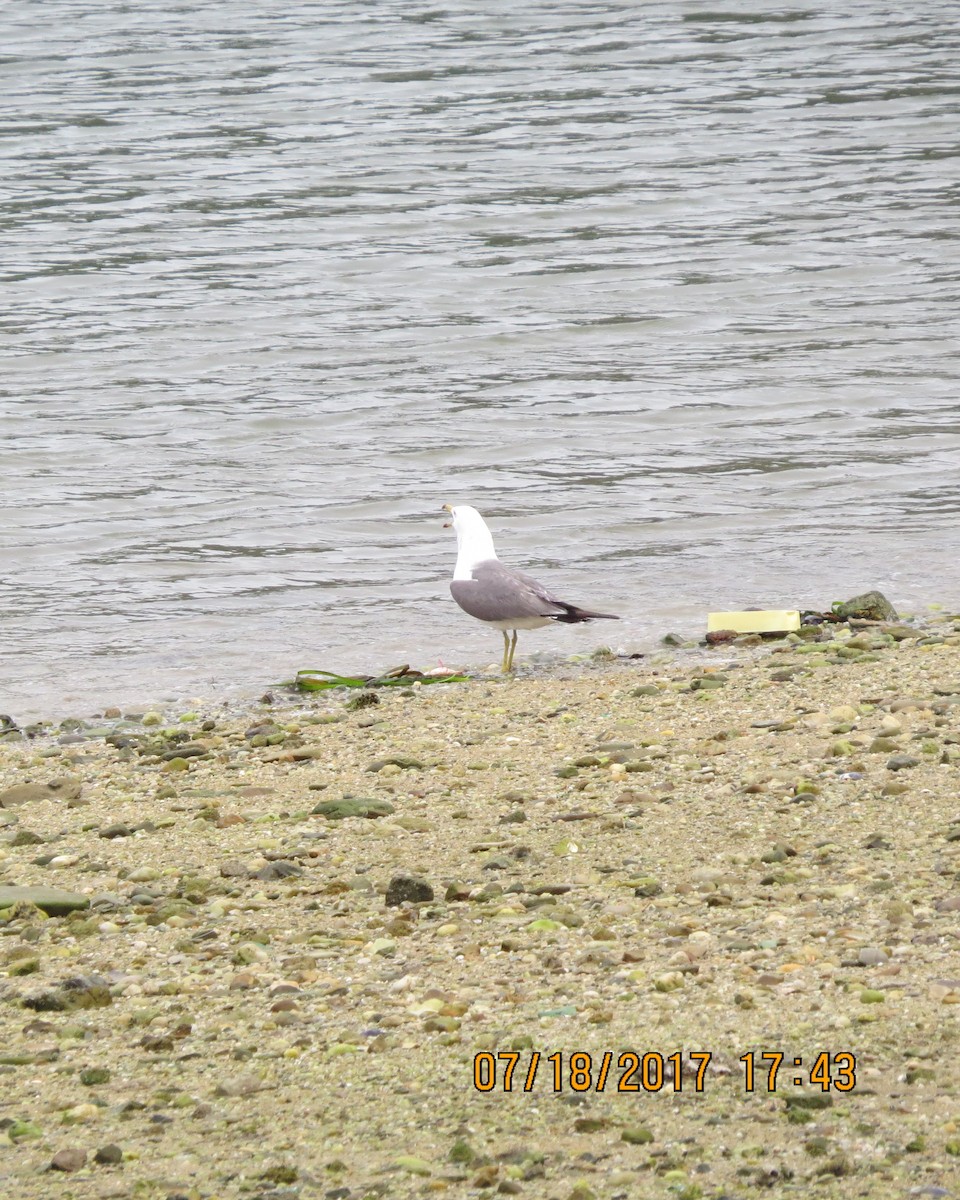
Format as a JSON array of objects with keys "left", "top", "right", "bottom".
[{"left": 3, "top": 1, "right": 959, "bottom": 717}]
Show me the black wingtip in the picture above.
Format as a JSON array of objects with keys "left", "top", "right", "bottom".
[{"left": 552, "top": 604, "right": 619, "bottom": 624}]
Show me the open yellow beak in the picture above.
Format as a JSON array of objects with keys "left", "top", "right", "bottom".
[{"left": 442, "top": 502, "right": 453, "bottom": 528}]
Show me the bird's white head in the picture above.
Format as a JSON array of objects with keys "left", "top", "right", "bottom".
[{"left": 442, "top": 504, "right": 498, "bottom": 578}]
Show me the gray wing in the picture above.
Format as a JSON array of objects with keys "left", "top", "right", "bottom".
[{"left": 450, "top": 560, "right": 565, "bottom": 623}]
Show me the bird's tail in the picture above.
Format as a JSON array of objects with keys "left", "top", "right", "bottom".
[{"left": 552, "top": 603, "right": 619, "bottom": 624}]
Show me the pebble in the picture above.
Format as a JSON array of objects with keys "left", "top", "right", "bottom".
[
  {"left": 312, "top": 798, "right": 395, "bottom": 820},
  {"left": 50, "top": 1148, "right": 87, "bottom": 1172},
  {"left": 0, "top": 885, "right": 90, "bottom": 915},
  {"left": 0, "top": 778, "right": 82, "bottom": 807},
  {"left": 385, "top": 875, "right": 434, "bottom": 906},
  {"left": 99, "top": 822, "right": 132, "bottom": 839}
]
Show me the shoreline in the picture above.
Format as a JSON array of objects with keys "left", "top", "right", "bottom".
[{"left": 1, "top": 614, "right": 959, "bottom": 1197}]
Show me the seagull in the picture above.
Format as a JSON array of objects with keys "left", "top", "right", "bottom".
[{"left": 442, "top": 504, "right": 619, "bottom": 673}]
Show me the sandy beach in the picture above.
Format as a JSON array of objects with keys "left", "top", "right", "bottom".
[{"left": 2, "top": 615, "right": 959, "bottom": 1199}]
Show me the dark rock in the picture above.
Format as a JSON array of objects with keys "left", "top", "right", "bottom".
[
  {"left": 887, "top": 754, "right": 920, "bottom": 771},
  {"left": 244, "top": 723, "right": 282, "bottom": 740},
  {"left": 105, "top": 733, "right": 136, "bottom": 749},
  {"left": 94, "top": 1143, "right": 123, "bottom": 1165},
  {"left": 384, "top": 875, "right": 434, "bottom": 906},
  {"left": 833, "top": 591, "right": 898, "bottom": 622},
  {"left": 99, "top": 823, "right": 132, "bottom": 839},
  {"left": 141, "top": 1033, "right": 174, "bottom": 1052},
  {"left": 11, "top": 829, "right": 45, "bottom": 847},
  {"left": 162, "top": 743, "right": 207, "bottom": 760}
]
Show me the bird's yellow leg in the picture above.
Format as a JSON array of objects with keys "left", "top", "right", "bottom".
[
  {"left": 507, "top": 630, "right": 518, "bottom": 672},
  {"left": 501, "top": 630, "right": 511, "bottom": 673}
]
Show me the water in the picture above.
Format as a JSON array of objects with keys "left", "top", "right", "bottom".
[{"left": 2, "top": 1, "right": 959, "bottom": 719}]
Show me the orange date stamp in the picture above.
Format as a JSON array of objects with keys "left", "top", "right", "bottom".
[{"left": 473, "top": 1050, "right": 856, "bottom": 1094}]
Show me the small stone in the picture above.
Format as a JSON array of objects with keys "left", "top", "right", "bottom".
[
  {"left": 366, "top": 938, "right": 396, "bottom": 956},
  {"left": 80, "top": 1067, "right": 111, "bottom": 1085},
  {"left": 621, "top": 1126, "right": 654, "bottom": 1145},
  {"left": 868, "top": 737, "right": 900, "bottom": 753},
  {"left": 50, "top": 1148, "right": 87, "bottom": 1171},
  {"left": 860, "top": 988, "right": 885, "bottom": 1003},
  {"left": 690, "top": 675, "right": 726, "bottom": 691},
  {"left": 449, "top": 1139, "right": 475, "bottom": 1165},
  {"left": 632, "top": 877, "right": 663, "bottom": 898},
  {"left": 312, "top": 798, "right": 395, "bottom": 820},
  {"left": 0, "top": 779, "right": 82, "bottom": 807},
  {"left": 385, "top": 875, "right": 434, "bottom": 906},
  {"left": 215, "top": 1073, "right": 264, "bottom": 1097},
  {"left": 99, "top": 823, "right": 132, "bottom": 839},
  {"left": 11, "top": 829, "right": 45, "bottom": 846},
  {"left": 253, "top": 860, "right": 304, "bottom": 881},
  {"left": 24, "top": 975, "right": 112, "bottom": 1012},
  {"left": 366, "top": 755, "right": 424, "bottom": 772},
  {"left": 395, "top": 1155, "right": 432, "bottom": 1176},
  {"left": 62, "top": 1102, "right": 100, "bottom": 1124},
  {"left": 887, "top": 754, "right": 920, "bottom": 771},
  {"left": 8, "top": 957, "right": 41, "bottom": 976},
  {"left": 9, "top": 1119, "right": 43, "bottom": 1142},
  {"left": 127, "top": 867, "right": 159, "bottom": 882},
  {"left": 0, "top": 886, "right": 90, "bottom": 916}
]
